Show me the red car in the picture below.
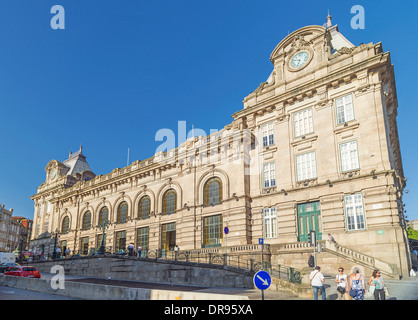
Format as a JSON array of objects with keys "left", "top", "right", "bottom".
[{"left": 4, "top": 266, "right": 41, "bottom": 278}]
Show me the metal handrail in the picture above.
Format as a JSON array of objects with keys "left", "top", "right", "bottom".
[{"left": 143, "top": 249, "right": 302, "bottom": 284}]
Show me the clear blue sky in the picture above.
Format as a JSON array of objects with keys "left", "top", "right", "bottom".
[{"left": 0, "top": 0, "right": 417, "bottom": 221}]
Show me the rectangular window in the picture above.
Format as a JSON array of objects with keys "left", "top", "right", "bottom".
[
  {"left": 204, "top": 215, "right": 223, "bottom": 248},
  {"left": 296, "top": 151, "right": 317, "bottom": 181},
  {"left": 261, "top": 122, "right": 274, "bottom": 147},
  {"left": 115, "top": 231, "right": 126, "bottom": 252},
  {"left": 336, "top": 94, "right": 354, "bottom": 125},
  {"left": 344, "top": 194, "right": 366, "bottom": 231},
  {"left": 81, "top": 237, "right": 89, "bottom": 255},
  {"left": 136, "top": 227, "right": 149, "bottom": 252},
  {"left": 263, "top": 162, "right": 276, "bottom": 188},
  {"left": 294, "top": 108, "right": 313, "bottom": 137},
  {"left": 161, "top": 223, "right": 176, "bottom": 251},
  {"left": 340, "top": 141, "right": 359, "bottom": 172},
  {"left": 263, "top": 208, "right": 278, "bottom": 239}
]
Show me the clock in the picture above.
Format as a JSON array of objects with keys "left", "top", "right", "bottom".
[
  {"left": 51, "top": 169, "right": 56, "bottom": 179},
  {"left": 289, "top": 51, "right": 310, "bottom": 70}
]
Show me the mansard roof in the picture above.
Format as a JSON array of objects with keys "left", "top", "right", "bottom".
[{"left": 63, "top": 147, "right": 93, "bottom": 176}]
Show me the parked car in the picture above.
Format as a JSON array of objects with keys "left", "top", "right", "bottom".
[
  {"left": 4, "top": 266, "right": 41, "bottom": 278},
  {"left": 0, "top": 262, "right": 20, "bottom": 273}
]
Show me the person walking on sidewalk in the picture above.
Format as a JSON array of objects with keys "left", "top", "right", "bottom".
[
  {"left": 309, "top": 266, "right": 326, "bottom": 300},
  {"left": 348, "top": 268, "right": 366, "bottom": 300},
  {"left": 335, "top": 267, "right": 348, "bottom": 300},
  {"left": 368, "top": 269, "right": 386, "bottom": 300}
]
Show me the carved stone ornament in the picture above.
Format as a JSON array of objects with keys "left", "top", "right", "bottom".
[
  {"left": 336, "top": 47, "right": 355, "bottom": 56},
  {"left": 290, "top": 35, "right": 312, "bottom": 51}
]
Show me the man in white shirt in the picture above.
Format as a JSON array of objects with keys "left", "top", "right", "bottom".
[{"left": 309, "top": 266, "right": 326, "bottom": 300}]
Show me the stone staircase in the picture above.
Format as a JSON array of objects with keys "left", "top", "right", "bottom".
[
  {"left": 274, "top": 240, "right": 398, "bottom": 278},
  {"left": 321, "top": 241, "right": 398, "bottom": 278}
]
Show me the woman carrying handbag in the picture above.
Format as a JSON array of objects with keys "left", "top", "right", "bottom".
[
  {"left": 368, "top": 269, "right": 386, "bottom": 300},
  {"left": 335, "top": 267, "right": 348, "bottom": 300},
  {"left": 348, "top": 268, "right": 366, "bottom": 300}
]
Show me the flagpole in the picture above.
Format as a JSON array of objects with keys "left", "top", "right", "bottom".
[{"left": 127, "top": 148, "right": 130, "bottom": 167}]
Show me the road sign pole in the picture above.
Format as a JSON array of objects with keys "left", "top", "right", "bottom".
[
  {"left": 224, "top": 227, "right": 229, "bottom": 260},
  {"left": 225, "top": 232, "right": 227, "bottom": 257},
  {"left": 259, "top": 238, "right": 264, "bottom": 271},
  {"left": 310, "top": 230, "right": 317, "bottom": 267},
  {"left": 261, "top": 243, "right": 264, "bottom": 300}
]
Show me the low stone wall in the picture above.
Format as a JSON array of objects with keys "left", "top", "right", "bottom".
[
  {"left": 29, "top": 255, "right": 254, "bottom": 289},
  {"left": 0, "top": 275, "right": 249, "bottom": 300}
]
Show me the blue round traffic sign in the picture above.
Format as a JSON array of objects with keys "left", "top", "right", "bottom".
[
  {"left": 224, "top": 227, "right": 229, "bottom": 234},
  {"left": 253, "top": 270, "right": 271, "bottom": 291}
]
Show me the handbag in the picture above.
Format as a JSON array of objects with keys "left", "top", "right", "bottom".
[
  {"left": 349, "top": 287, "right": 357, "bottom": 297},
  {"left": 337, "top": 286, "right": 346, "bottom": 293},
  {"left": 365, "top": 285, "right": 375, "bottom": 299},
  {"left": 384, "top": 286, "right": 389, "bottom": 297}
]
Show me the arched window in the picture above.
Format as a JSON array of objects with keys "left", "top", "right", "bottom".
[
  {"left": 82, "top": 211, "right": 91, "bottom": 230},
  {"left": 117, "top": 201, "right": 128, "bottom": 224},
  {"left": 162, "top": 189, "right": 176, "bottom": 215},
  {"left": 204, "top": 177, "right": 222, "bottom": 207},
  {"left": 62, "top": 216, "right": 70, "bottom": 234},
  {"left": 138, "top": 196, "right": 150, "bottom": 220},
  {"left": 98, "top": 207, "right": 108, "bottom": 226}
]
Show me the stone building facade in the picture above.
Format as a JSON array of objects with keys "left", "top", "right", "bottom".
[
  {"left": 0, "top": 204, "right": 31, "bottom": 253},
  {"left": 30, "top": 18, "right": 411, "bottom": 277}
]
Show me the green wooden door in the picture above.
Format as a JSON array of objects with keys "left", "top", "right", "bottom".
[{"left": 297, "top": 202, "right": 322, "bottom": 242}]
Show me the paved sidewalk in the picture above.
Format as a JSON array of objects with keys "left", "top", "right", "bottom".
[
  {"left": 321, "top": 274, "right": 418, "bottom": 300},
  {"left": 40, "top": 272, "right": 301, "bottom": 300}
]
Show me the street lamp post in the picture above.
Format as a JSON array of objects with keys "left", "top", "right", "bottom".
[
  {"left": 98, "top": 218, "right": 110, "bottom": 255},
  {"left": 51, "top": 229, "right": 60, "bottom": 259}
]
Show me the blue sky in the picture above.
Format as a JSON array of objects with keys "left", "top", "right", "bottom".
[{"left": 0, "top": 0, "right": 417, "bottom": 221}]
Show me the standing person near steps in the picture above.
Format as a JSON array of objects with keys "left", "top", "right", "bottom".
[
  {"left": 368, "top": 269, "right": 386, "bottom": 300},
  {"left": 348, "top": 268, "right": 366, "bottom": 300},
  {"left": 307, "top": 253, "right": 315, "bottom": 268},
  {"left": 335, "top": 267, "right": 348, "bottom": 300},
  {"left": 309, "top": 266, "right": 326, "bottom": 300}
]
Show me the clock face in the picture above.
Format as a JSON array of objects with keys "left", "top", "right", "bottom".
[
  {"left": 51, "top": 169, "right": 56, "bottom": 179},
  {"left": 290, "top": 51, "right": 310, "bottom": 69}
]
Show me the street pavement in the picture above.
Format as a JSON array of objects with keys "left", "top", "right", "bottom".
[
  {"left": 0, "top": 285, "right": 78, "bottom": 300},
  {"left": 1, "top": 272, "right": 417, "bottom": 300}
]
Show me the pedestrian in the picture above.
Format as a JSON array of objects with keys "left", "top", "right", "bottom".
[
  {"left": 368, "top": 269, "right": 386, "bottom": 300},
  {"left": 335, "top": 267, "right": 347, "bottom": 300},
  {"left": 348, "top": 268, "right": 366, "bottom": 300},
  {"left": 307, "top": 253, "right": 315, "bottom": 268},
  {"left": 56, "top": 247, "right": 61, "bottom": 259},
  {"left": 65, "top": 247, "right": 71, "bottom": 258},
  {"left": 137, "top": 245, "right": 142, "bottom": 257},
  {"left": 127, "top": 243, "right": 134, "bottom": 256},
  {"left": 174, "top": 244, "right": 179, "bottom": 258},
  {"left": 309, "top": 266, "right": 326, "bottom": 300},
  {"left": 328, "top": 233, "right": 336, "bottom": 243}
]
